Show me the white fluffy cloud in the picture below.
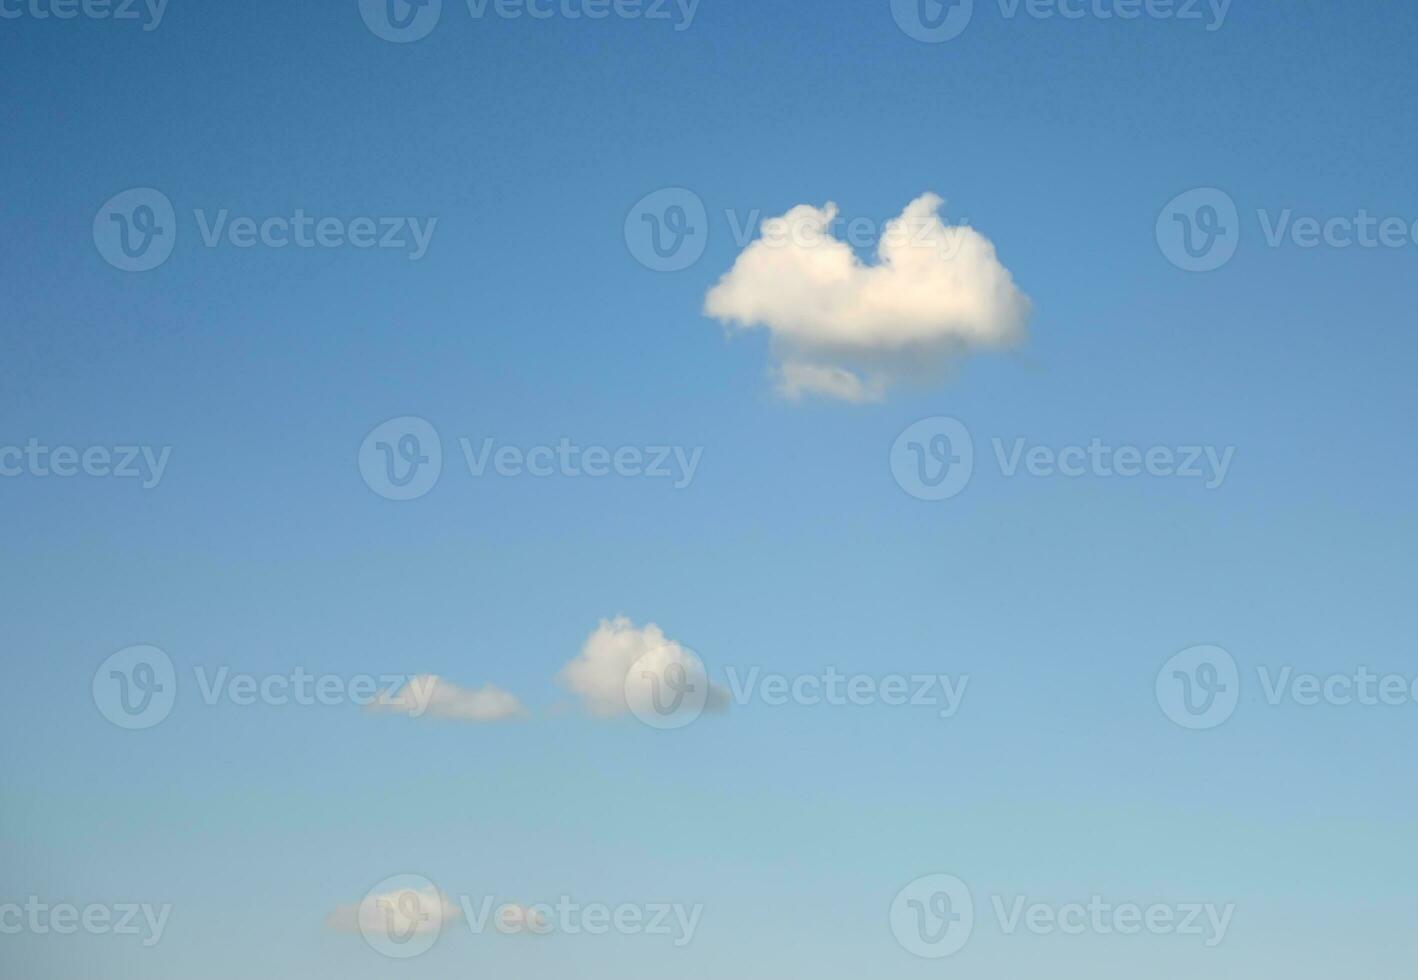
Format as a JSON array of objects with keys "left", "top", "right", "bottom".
[
  {"left": 557, "top": 617, "right": 727, "bottom": 719},
  {"left": 704, "top": 192, "right": 1030, "bottom": 401},
  {"left": 325, "top": 883, "right": 461, "bottom": 935},
  {"left": 368, "top": 675, "right": 526, "bottom": 723}
]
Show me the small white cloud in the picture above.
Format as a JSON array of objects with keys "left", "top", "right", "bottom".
[
  {"left": 326, "top": 883, "right": 461, "bottom": 936},
  {"left": 557, "top": 617, "right": 727, "bottom": 719},
  {"left": 368, "top": 675, "right": 527, "bottom": 723},
  {"left": 704, "top": 192, "right": 1030, "bottom": 401},
  {"left": 777, "top": 361, "right": 884, "bottom": 403}
]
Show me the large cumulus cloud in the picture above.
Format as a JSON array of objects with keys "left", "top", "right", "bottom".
[{"left": 704, "top": 192, "right": 1030, "bottom": 401}]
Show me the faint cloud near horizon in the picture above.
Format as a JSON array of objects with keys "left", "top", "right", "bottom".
[{"left": 367, "top": 675, "right": 527, "bottom": 723}]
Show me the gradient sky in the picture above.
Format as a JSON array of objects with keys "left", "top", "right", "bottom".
[{"left": 3, "top": 1, "right": 1417, "bottom": 977}]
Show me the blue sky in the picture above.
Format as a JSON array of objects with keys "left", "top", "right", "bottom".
[{"left": 2, "top": 1, "right": 1417, "bottom": 977}]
